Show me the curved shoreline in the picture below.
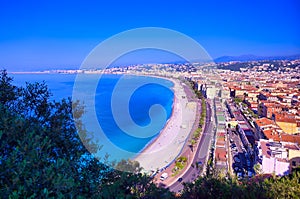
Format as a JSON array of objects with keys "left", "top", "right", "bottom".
[
  {"left": 134, "top": 97, "right": 176, "bottom": 158},
  {"left": 133, "top": 81, "right": 177, "bottom": 158},
  {"left": 133, "top": 76, "right": 197, "bottom": 172}
]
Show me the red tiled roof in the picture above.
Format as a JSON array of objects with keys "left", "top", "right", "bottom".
[
  {"left": 255, "top": 118, "right": 274, "bottom": 127},
  {"left": 281, "top": 134, "right": 300, "bottom": 144},
  {"left": 263, "top": 129, "right": 300, "bottom": 144},
  {"left": 275, "top": 113, "right": 297, "bottom": 123},
  {"left": 215, "top": 147, "right": 227, "bottom": 162}
]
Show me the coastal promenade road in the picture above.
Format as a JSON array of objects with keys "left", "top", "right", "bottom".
[
  {"left": 169, "top": 101, "right": 213, "bottom": 193},
  {"left": 152, "top": 82, "right": 201, "bottom": 185}
]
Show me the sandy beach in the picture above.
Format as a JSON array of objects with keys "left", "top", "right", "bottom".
[{"left": 133, "top": 77, "right": 197, "bottom": 172}]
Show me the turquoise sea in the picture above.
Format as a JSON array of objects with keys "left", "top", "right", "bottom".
[{"left": 11, "top": 73, "right": 174, "bottom": 160}]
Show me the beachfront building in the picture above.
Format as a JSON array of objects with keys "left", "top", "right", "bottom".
[{"left": 257, "top": 139, "right": 300, "bottom": 176}]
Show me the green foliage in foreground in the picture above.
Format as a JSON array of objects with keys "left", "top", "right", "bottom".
[{"left": 179, "top": 171, "right": 300, "bottom": 199}]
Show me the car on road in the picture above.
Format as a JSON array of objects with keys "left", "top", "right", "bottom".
[
  {"left": 234, "top": 167, "right": 239, "bottom": 172},
  {"left": 237, "top": 172, "right": 243, "bottom": 180},
  {"left": 246, "top": 160, "right": 251, "bottom": 167},
  {"left": 247, "top": 170, "right": 253, "bottom": 178},
  {"left": 232, "top": 152, "right": 238, "bottom": 157},
  {"left": 177, "top": 177, "right": 183, "bottom": 182},
  {"left": 234, "top": 156, "right": 241, "bottom": 163},
  {"left": 160, "top": 173, "right": 168, "bottom": 181}
]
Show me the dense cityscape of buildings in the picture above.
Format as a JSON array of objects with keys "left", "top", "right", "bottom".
[{"left": 194, "top": 60, "right": 300, "bottom": 178}]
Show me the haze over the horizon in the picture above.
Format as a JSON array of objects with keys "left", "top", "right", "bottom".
[{"left": 0, "top": 0, "right": 299, "bottom": 71}]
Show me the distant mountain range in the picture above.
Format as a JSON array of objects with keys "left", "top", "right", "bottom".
[{"left": 214, "top": 54, "right": 300, "bottom": 63}]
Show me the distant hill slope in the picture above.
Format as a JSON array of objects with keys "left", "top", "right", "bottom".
[{"left": 214, "top": 54, "right": 300, "bottom": 63}]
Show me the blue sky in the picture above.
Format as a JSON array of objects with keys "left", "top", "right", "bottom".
[{"left": 0, "top": 0, "right": 299, "bottom": 71}]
